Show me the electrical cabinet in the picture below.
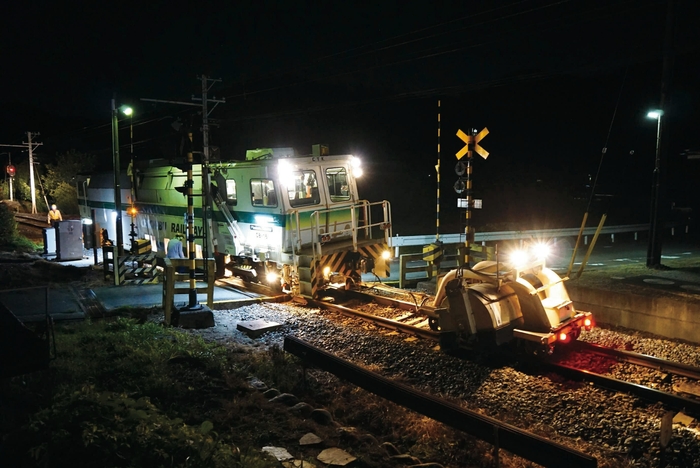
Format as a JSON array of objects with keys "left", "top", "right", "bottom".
[{"left": 56, "top": 220, "right": 83, "bottom": 261}]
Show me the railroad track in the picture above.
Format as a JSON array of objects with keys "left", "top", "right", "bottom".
[
  {"left": 315, "top": 287, "right": 439, "bottom": 339},
  {"left": 572, "top": 340, "right": 700, "bottom": 381},
  {"left": 539, "top": 358, "right": 700, "bottom": 415},
  {"left": 541, "top": 340, "right": 700, "bottom": 415},
  {"left": 14, "top": 213, "right": 50, "bottom": 230},
  {"left": 285, "top": 336, "right": 597, "bottom": 468},
  {"left": 314, "top": 286, "right": 700, "bottom": 417}
]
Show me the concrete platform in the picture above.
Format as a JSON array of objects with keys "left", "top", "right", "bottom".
[{"left": 0, "top": 287, "right": 84, "bottom": 323}]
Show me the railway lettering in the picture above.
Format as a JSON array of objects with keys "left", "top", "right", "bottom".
[
  {"left": 141, "top": 219, "right": 167, "bottom": 231},
  {"left": 170, "top": 223, "right": 204, "bottom": 237}
]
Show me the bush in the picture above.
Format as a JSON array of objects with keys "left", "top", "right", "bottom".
[
  {"left": 0, "top": 202, "right": 40, "bottom": 253},
  {"left": 52, "top": 181, "right": 79, "bottom": 215},
  {"left": 0, "top": 202, "right": 18, "bottom": 242},
  {"left": 27, "top": 387, "right": 238, "bottom": 468}
]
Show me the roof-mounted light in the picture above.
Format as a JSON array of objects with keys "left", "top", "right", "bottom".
[
  {"left": 278, "top": 159, "right": 295, "bottom": 188},
  {"left": 351, "top": 156, "right": 363, "bottom": 178}
]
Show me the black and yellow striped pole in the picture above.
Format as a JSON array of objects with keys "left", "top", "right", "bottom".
[
  {"left": 436, "top": 100, "right": 441, "bottom": 242},
  {"left": 185, "top": 131, "right": 198, "bottom": 308},
  {"left": 464, "top": 129, "right": 474, "bottom": 267}
]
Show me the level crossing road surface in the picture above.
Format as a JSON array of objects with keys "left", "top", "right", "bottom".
[
  {"left": 0, "top": 287, "right": 85, "bottom": 323},
  {"left": 363, "top": 240, "right": 700, "bottom": 284}
]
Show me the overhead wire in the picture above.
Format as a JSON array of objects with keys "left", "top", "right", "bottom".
[
  {"left": 222, "top": 0, "right": 659, "bottom": 103},
  {"left": 222, "top": 0, "right": 538, "bottom": 92},
  {"left": 35, "top": 0, "right": 671, "bottom": 149}
]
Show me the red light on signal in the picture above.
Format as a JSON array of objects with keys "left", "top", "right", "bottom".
[{"left": 6, "top": 165, "right": 15, "bottom": 177}]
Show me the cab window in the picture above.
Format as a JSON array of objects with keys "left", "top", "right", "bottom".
[
  {"left": 225, "top": 179, "right": 237, "bottom": 206},
  {"left": 250, "top": 179, "right": 277, "bottom": 207},
  {"left": 288, "top": 170, "right": 321, "bottom": 207},
  {"left": 326, "top": 167, "right": 350, "bottom": 202}
]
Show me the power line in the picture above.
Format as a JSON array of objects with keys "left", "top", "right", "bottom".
[{"left": 221, "top": 0, "right": 659, "bottom": 102}]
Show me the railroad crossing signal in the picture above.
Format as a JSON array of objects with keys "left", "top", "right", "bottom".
[
  {"left": 6, "top": 165, "right": 15, "bottom": 177},
  {"left": 456, "top": 127, "right": 489, "bottom": 160}
]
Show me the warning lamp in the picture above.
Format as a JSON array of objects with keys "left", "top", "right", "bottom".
[
  {"left": 127, "top": 206, "right": 138, "bottom": 216},
  {"left": 6, "top": 165, "right": 15, "bottom": 177}
]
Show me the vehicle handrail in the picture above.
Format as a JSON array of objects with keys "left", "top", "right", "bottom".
[{"left": 309, "top": 200, "right": 392, "bottom": 258}]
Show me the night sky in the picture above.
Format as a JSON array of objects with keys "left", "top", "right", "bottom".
[{"left": 2, "top": 0, "right": 699, "bottom": 235}]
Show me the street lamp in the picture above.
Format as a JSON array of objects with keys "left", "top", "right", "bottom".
[
  {"left": 111, "top": 99, "right": 133, "bottom": 256},
  {"left": 646, "top": 109, "right": 663, "bottom": 268},
  {"left": 122, "top": 106, "right": 134, "bottom": 155}
]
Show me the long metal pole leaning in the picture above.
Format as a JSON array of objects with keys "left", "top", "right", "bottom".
[
  {"left": 436, "top": 99, "right": 441, "bottom": 242},
  {"left": 284, "top": 336, "right": 596, "bottom": 468}
]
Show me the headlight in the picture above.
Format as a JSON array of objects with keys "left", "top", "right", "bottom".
[
  {"left": 532, "top": 242, "right": 550, "bottom": 260},
  {"left": 278, "top": 159, "right": 295, "bottom": 188},
  {"left": 509, "top": 249, "right": 528, "bottom": 268}
]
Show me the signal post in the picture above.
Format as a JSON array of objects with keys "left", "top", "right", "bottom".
[{"left": 455, "top": 127, "right": 489, "bottom": 268}]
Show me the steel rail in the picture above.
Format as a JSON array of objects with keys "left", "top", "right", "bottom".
[
  {"left": 15, "top": 217, "right": 50, "bottom": 230},
  {"left": 284, "top": 336, "right": 597, "bottom": 468},
  {"left": 540, "top": 361, "right": 700, "bottom": 415},
  {"left": 215, "top": 277, "right": 264, "bottom": 299},
  {"left": 572, "top": 341, "right": 700, "bottom": 381},
  {"left": 309, "top": 298, "right": 440, "bottom": 341},
  {"left": 340, "top": 287, "right": 426, "bottom": 311}
]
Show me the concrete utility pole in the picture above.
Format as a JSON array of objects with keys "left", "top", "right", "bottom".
[
  {"left": 1, "top": 133, "right": 42, "bottom": 213},
  {"left": 27, "top": 132, "right": 42, "bottom": 214},
  {"left": 646, "top": 0, "right": 675, "bottom": 268},
  {"left": 192, "top": 74, "right": 223, "bottom": 261}
]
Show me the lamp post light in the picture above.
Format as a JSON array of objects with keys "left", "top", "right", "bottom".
[
  {"left": 122, "top": 105, "right": 134, "bottom": 155},
  {"left": 111, "top": 98, "right": 133, "bottom": 256},
  {"left": 646, "top": 109, "right": 663, "bottom": 268}
]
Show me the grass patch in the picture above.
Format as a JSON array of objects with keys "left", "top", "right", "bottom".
[{"left": 0, "top": 317, "right": 273, "bottom": 467}]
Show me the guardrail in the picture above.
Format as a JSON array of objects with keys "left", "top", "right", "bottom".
[{"left": 389, "top": 223, "right": 657, "bottom": 247}]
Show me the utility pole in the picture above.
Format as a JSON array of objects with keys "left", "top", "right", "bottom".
[
  {"left": 1, "top": 133, "right": 42, "bottom": 213},
  {"left": 141, "top": 76, "right": 224, "bottom": 313},
  {"left": 142, "top": 76, "right": 225, "bottom": 263},
  {"left": 192, "top": 74, "right": 222, "bottom": 262},
  {"left": 26, "top": 132, "right": 43, "bottom": 214},
  {"left": 646, "top": 0, "right": 675, "bottom": 268}
]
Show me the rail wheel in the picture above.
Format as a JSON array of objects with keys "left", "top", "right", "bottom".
[{"left": 428, "top": 317, "right": 440, "bottom": 331}]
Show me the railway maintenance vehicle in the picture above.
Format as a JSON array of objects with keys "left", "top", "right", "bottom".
[
  {"left": 77, "top": 146, "right": 393, "bottom": 297},
  {"left": 420, "top": 244, "right": 594, "bottom": 352}
]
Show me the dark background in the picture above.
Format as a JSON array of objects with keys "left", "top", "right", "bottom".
[{"left": 1, "top": 0, "right": 699, "bottom": 235}]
